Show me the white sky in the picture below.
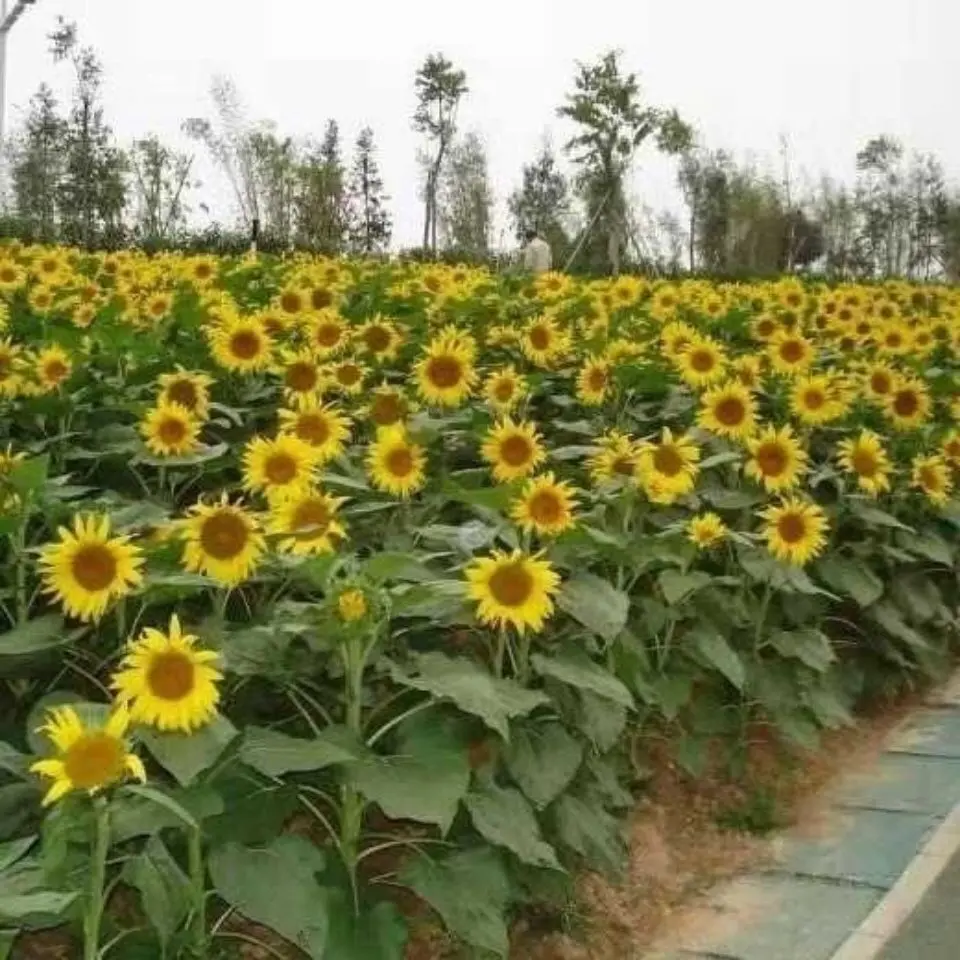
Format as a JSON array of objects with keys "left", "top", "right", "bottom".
[{"left": 3, "top": 0, "right": 958, "bottom": 247}]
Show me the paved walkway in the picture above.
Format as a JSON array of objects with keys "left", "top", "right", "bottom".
[{"left": 650, "top": 673, "right": 960, "bottom": 960}]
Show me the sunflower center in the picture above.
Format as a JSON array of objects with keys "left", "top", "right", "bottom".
[
  {"left": 44, "top": 360, "right": 69, "bottom": 383},
  {"left": 689, "top": 349, "right": 715, "bottom": 373},
  {"left": 851, "top": 450, "right": 878, "bottom": 477},
  {"left": 587, "top": 367, "right": 608, "bottom": 390},
  {"left": 919, "top": 466, "right": 941, "bottom": 491},
  {"left": 528, "top": 491, "right": 563, "bottom": 525},
  {"left": 493, "top": 381, "right": 515, "bottom": 402},
  {"left": 72, "top": 544, "right": 119, "bottom": 592},
  {"left": 426, "top": 356, "right": 463, "bottom": 389},
  {"left": 777, "top": 512, "right": 808, "bottom": 544},
  {"left": 311, "top": 289, "right": 334, "bottom": 310},
  {"left": 386, "top": 446, "right": 415, "bottom": 478},
  {"left": 230, "top": 331, "right": 261, "bottom": 360},
  {"left": 802, "top": 390, "right": 825, "bottom": 410},
  {"left": 488, "top": 562, "right": 534, "bottom": 608},
  {"left": 199, "top": 512, "right": 249, "bottom": 560},
  {"left": 364, "top": 326, "right": 391, "bottom": 352},
  {"left": 714, "top": 396, "right": 746, "bottom": 426},
  {"left": 755, "top": 442, "right": 788, "bottom": 477},
  {"left": 296, "top": 413, "right": 331, "bottom": 445},
  {"left": 528, "top": 327, "right": 550, "bottom": 351},
  {"left": 195, "top": 263, "right": 212, "bottom": 279},
  {"left": 757, "top": 319, "right": 775, "bottom": 337},
  {"left": 63, "top": 733, "right": 125, "bottom": 789},
  {"left": 500, "top": 435, "right": 533, "bottom": 467},
  {"left": 652, "top": 445, "right": 685, "bottom": 477},
  {"left": 337, "top": 364, "right": 362, "bottom": 386},
  {"left": 0, "top": 267, "right": 16, "bottom": 282},
  {"left": 869, "top": 372, "right": 891, "bottom": 394},
  {"left": 893, "top": 390, "right": 918, "bottom": 417},
  {"left": 286, "top": 363, "right": 318, "bottom": 393},
  {"left": 158, "top": 416, "right": 188, "bottom": 447},
  {"left": 612, "top": 456, "right": 636, "bottom": 477},
  {"left": 280, "top": 292, "right": 302, "bottom": 314},
  {"left": 779, "top": 340, "right": 804, "bottom": 364},
  {"left": 147, "top": 651, "right": 196, "bottom": 700},
  {"left": 315, "top": 323, "right": 341, "bottom": 347},
  {"left": 292, "top": 499, "right": 331, "bottom": 532},
  {"left": 371, "top": 395, "right": 403, "bottom": 426},
  {"left": 165, "top": 380, "right": 198, "bottom": 409},
  {"left": 264, "top": 452, "right": 298, "bottom": 485}
]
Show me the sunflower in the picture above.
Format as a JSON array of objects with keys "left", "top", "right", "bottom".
[
  {"left": 243, "top": 434, "right": 318, "bottom": 499},
  {"left": 637, "top": 428, "right": 700, "bottom": 504},
  {"left": 0, "top": 259, "right": 25, "bottom": 292},
  {"left": 732, "top": 355, "right": 764, "bottom": 390},
  {"left": 576, "top": 357, "right": 612, "bottom": 405},
  {"left": 112, "top": 615, "right": 221, "bottom": 733},
  {"left": 275, "top": 285, "right": 308, "bottom": 318},
  {"left": 33, "top": 345, "right": 73, "bottom": 391},
  {"left": 465, "top": 550, "right": 560, "bottom": 634},
  {"left": 481, "top": 418, "right": 546, "bottom": 483},
  {"left": 0, "top": 338, "right": 23, "bottom": 397},
  {"left": 687, "top": 512, "right": 727, "bottom": 549},
  {"left": 884, "top": 377, "right": 931, "bottom": 431},
  {"left": 759, "top": 498, "right": 829, "bottom": 566},
  {"left": 698, "top": 380, "right": 757, "bottom": 440},
  {"left": 278, "top": 397, "right": 351, "bottom": 463},
  {"left": 940, "top": 430, "right": 960, "bottom": 468},
  {"left": 510, "top": 473, "right": 578, "bottom": 537},
  {"left": 660, "top": 321, "right": 697, "bottom": 360},
  {"left": 363, "top": 385, "right": 411, "bottom": 429},
  {"left": 588, "top": 430, "right": 641, "bottom": 486},
  {"left": 355, "top": 317, "right": 402, "bottom": 361},
  {"left": 744, "top": 424, "right": 808, "bottom": 493},
  {"left": 329, "top": 359, "right": 367, "bottom": 396},
  {"left": 30, "top": 705, "right": 146, "bottom": 806},
  {"left": 209, "top": 316, "right": 273, "bottom": 373},
  {"left": 185, "top": 255, "right": 218, "bottom": 287},
  {"left": 415, "top": 331, "right": 477, "bottom": 407},
  {"left": 366, "top": 426, "right": 427, "bottom": 498},
  {"left": 522, "top": 315, "right": 568, "bottom": 368},
  {"left": 157, "top": 369, "right": 213, "bottom": 420},
  {"left": 860, "top": 362, "right": 897, "bottom": 402},
  {"left": 484, "top": 366, "right": 527, "bottom": 413},
  {"left": 277, "top": 349, "right": 327, "bottom": 401},
  {"left": 876, "top": 320, "right": 914, "bottom": 356},
  {"left": 266, "top": 486, "right": 347, "bottom": 555},
  {"left": 769, "top": 332, "right": 815, "bottom": 375},
  {"left": 305, "top": 310, "right": 349, "bottom": 357},
  {"left": 676, "top": 337, "right": 727, "bottom": 388},
  {"left": 39, "top": 515, "right": 144, "bottom": 623},
  {"left": 790, "top": 375, "right": 847, "bottom": 426},
  {"left": 180, "top": 496, "right": 265, "bottom": 586},
  {"left": 911, "top": 455, "right": 953, "bottom": 505},
  {"left": 750, "top": 313, "right": 781, "bottom": 342},
  {"left": 140, "top": 402, "right": 201, "bottom": 457},
  {"left": 0, "top": 445, "right": 25, "bottom": 512},
  {"left": 836, "top": 430, "right": 892, "bottom": 497},
  {"left": 337, "top": 587, "right": 368, "bottom": 623}
]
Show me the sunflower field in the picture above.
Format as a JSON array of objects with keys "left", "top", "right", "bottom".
[{"left": 0, "top": 245, "right": 959, "bottom": 959}]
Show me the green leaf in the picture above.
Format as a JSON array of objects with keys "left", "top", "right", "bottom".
[
  {"left": 658, "top": 570, "right": 713, "bottom": 606},
  {"left": 350, "top": 724, "right": 469, "bottom": 833},
  {"left": 0, "top": 930, "right": 13, "bottom": 960},
  {"left": 363, "top": 551, "right": 439, "bottom": 582},
  {"left": 209, "top": 835, "right": 328, "bottom": 958},
  {"left": 557, "top": 573, "right": 629, "bottom": 641},
  {"left": 0, "top": 743, "right": 28, "bottom": 779},
  {"left": 464, "top": 783, "right": 561, "bottom": 869},
  {"left": 849, "top": 502, "right": 914, "bottom": 532},
  {"left": 897, "top": 530, "right": 954, "bottom": 566},
  {"left": 239, "top": 726, "right": 360, "bottom": 777},
  {"left": 815, "top": 555, "right": 883, "bottom": 607},
  {"left": 111, "top": 785, "right": 224, "bottom": 843},
  {"left": 400, "top": 848, "right": 510, "bottom": 957},
  {"left": 770, "top": 629, "right": 836, "bottom": 672},
  {"left": 139, "top": 714, "right": 238, "bottom": 786},
  {"left": 531, "top": 646, "right": 633, "bottom": 709},
  {"left": 323, "top": 899, "right": 408, "bottom": 960},
  {"left": 691, "top": 628, "right": 745, "bottom": 690},
  {"left": 390, "top": 653, "right": 548, "bottom": 740},
  {"left": 121, "top": 784, "right": 199, "bottom": 830},
  {"left": 122, "top": 836, "right": 190, "bottom": 948},
  {"left": 552, "top": 794, "right": 626, "bottom": 874},
  {"left": 136, "top": 442, "right": 228, "bottom": 468},
  {"left": 7, "top": 456, "right": 48, "bottom": 497},
  {"left": 0, "top": 837, "right": 34, "bottom": 874},
  {"left": 0, "top": 891, "right": 78, "bottom": 922},
  {"left": 0, "top": 616, "right": 68, "bottom": 658},
  {"left": 577, "top": 690, "right": 628, "bottom": 752},
  {"left": 506, "top": 722, "right": 583, "bottom": 809}
]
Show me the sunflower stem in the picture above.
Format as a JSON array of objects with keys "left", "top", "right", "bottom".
[
  {"left": 338, "top": 633, "right": 368, "bottom": 915},
  {"left": 493, "top": 628, "right": 507, "bottom": 678},
  {"left": 754, "top": 582, "right": 773, "bottom": 654},
  {"left": 12, "top": 514, "right": 28, "bottom": 624},
  {"left": 188, "top": 826, "right": 208, "bottom": 958},
  {"left": 83, "top": 796, "right": 111, "bottom": 960}
]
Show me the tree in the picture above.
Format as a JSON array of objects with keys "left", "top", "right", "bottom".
[
  {"left": 129, "top": 135, "right": 194, "bottom": 244},
  {"left": 558, "top": 50, "right": 692, "bottom": 274},
  {"left": 10, "top": 84, "right": 65, "bottom": 241},
  {"left": 346, "top": 127, "right": 391, "bottom": 255},
  {"left": 507, "top": 139, "right": 571, "bottom": 259},
  {"left": 50, "top": 18, "right": 127, "bottom": 247},
  {"left": 438, "top": 131, "right": 494, "bottom": 259},
  {"left": 413, "top": 54, "right": 468, "bottom": 254},
  {"left": 295, "top": 120, "right": 348, "bottom": 253}
]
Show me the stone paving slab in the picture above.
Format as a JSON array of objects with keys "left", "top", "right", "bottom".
[
  {"left": 773, "top": 808, "right": 939, "bottom": 889},
  {"left": 887, "top": 708, "right": 960, "bottom": 759},
  {"left": 832, "top": 753, "right": 960, "bottom": 817}
]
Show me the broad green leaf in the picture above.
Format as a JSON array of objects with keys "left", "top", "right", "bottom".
[
  {"left": 363, "top": 551, "right": 439, "bottom": 582},
  {"left": 770, "top": 629, "right": 835, "bottom": 672},
  {"left": 0, "top": 929, "right": 13, "bottom": 960},
  {"left": 111, "top": 785, "right": 224, "bottom": 842},
  {"left": 691, "top": 628, "right": 745, "bottom": 690},
  {"left": 552, "top": 794, "right": 626, "bottom": 875},
  {"left": 121, "top": 784, "right": 199, "bottom": 830},
  {"left": 122, "top": 836, "right": 190, "bottom": 948},
  {"left": 390, "top": 653, "right": 549, "bottom": 739},
  {"left": 506, "top": 723, "right": 583, "bottom": 809},
  {"left": 0, "top": 616, "right": 68, "bottom": 658},
  {"left": 136, "top": 441, "right": 228, "bottom": 468},
  {"left": 0, "top": 837, "right": 34, "bottom": 874},
  {"left": 0, "top": 743, "right": 28, "bottom": 779},
  {"left": 849, "top": 501, "right": 914, "bottom": 532},
  {"left": 140, "top": 714, "right": 238, "bottom": 786},
  {"left": 7, "top": 456, "right": 48, "bottom": 497},
  {"left": 239, "top": 726, "right": 360, "bottom": 777},
  {"left": 557, "top": 573, "right": 629, "bottom": 641},
  {"left": 658, "top": 570, "right": 713, "bottom": 606},
  {"left": 578, "top": 690, "right": 628, "bottom": 752},
  {"left": 815, "top": 555, "right": 883, "bottom": 607},
  {"left": 897, "top": 530, "right": 954, "bottom": 566},
  {"left": 322, "top": 898, "right": 408, "bottom": 960},
  {"left": 209, "top": 835, "right": 328, "bottom": 958},
  {"left": 531, "top": 646, "right": 633, "bottom": 709},
  {"left": 0, "top": 891, "right": 77, "bottom": 922},
  {"left": 464, "top": 783, "right": 561, "bottom": 869},
  {"left": 350, "top": 724, "right": 469, "bottom": 833},
  {"left": 400, "top": 848, "right": 510, "bottom": 957}
]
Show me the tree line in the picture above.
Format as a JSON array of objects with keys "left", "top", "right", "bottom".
[{"left": 5, "top": 18, "right": 960, "bottom": 280}]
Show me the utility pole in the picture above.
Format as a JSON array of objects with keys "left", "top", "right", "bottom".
[{"left": 0, "top": 0, "right": 40, "bottom": 205}]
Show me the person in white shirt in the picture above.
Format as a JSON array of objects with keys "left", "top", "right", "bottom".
[{"left": 522, "top": 229, "right": 552, "bottom": 274}]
